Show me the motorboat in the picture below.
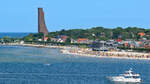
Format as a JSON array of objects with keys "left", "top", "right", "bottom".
[{"left": 109, "top": 68, "right": 141, "bottom": 83}]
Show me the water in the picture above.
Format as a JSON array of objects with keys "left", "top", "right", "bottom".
[
  {"left": 0, "top": 45, "right": 150, "bottom": 84},
  {"left": 0, "top": 33, "right": 29, "bottom": 38}
]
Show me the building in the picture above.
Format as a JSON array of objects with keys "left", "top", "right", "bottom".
[
  {"left": 138, "top": 32, "right": 145, "bottom": 37},
  {"left": 56, "top": 35, "right": 68, "bottom": 43},
  {"left": 38, "top": 8, "right": 49, "bottom": 36},
  {"left": 76, "top": 38, "right": 89, "bottom": 44},
  {"left": 43, "top": 37, "right": 48, "bottom": 41}
]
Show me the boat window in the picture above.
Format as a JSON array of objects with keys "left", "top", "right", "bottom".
[
  {"left": 125, "top": 76, "right": 132, "bottom": 78},
  {"left": 133, "top": 76, "right": 139, "bottom": 78}
]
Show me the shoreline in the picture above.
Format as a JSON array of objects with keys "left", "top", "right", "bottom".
[
  {"left": 0, "top": 43, "right": 70, "bottom": 49},
  {"left": 61, "top": 48, "right": 150, "bottom": 60},
  {"left": 1, "top": 43, "right": 150, "bottom": 60},
  {"left": 63, "top": 52, "right": 150, "bottom": 60}
]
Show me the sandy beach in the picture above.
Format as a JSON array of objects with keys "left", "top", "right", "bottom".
[{"left": 61, "top": 47, "right": 150, "bottom": 60}]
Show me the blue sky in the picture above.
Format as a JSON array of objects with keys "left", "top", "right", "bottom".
[{"left": 0, "top": 0, "right": 150, "bottom": 32}]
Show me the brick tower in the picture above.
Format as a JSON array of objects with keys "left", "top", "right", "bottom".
[{"left": 38, "top": 8, "right": 48, "bottom": 36}]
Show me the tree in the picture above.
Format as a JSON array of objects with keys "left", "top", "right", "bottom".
[
  {"left": 47, "top": 38, "right": 51, "bottom": 42},
  {"left": 3, "top": 36, "right": 11, "bottom": 43},
  {"left": 65, "top": 38, "right": 71, "bottom": 44},
  {"left": 22, "top": 26, "right": 150, "bottom": 42}
]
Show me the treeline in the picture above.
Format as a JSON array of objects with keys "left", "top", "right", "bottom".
[
  {"left": 48, "top": 27, "right": 150, "bottom": 40},
  {"left": 0, "top": 36, "right": 21, "bottom": 43},
  {"left": 24, "top": 27, "right": 150, "bottom": 41}
]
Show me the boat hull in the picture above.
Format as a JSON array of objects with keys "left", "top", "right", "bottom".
[{"left": 109, "top": 76, "right": 141, "bottom": 83}]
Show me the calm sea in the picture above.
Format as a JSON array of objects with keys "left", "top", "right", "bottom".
[
  {"left": 0, "top": 33, "right": 29, "bottom": 38},
  {"left": 0, "top": 45, "right": 150, "bottom": 84}
]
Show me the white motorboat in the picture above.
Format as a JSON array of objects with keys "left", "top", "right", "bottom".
[{"left": 109, "top": 68, "right": 141, "bottom": 83}]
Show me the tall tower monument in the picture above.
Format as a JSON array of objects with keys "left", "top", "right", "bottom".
[{"left": 38, "top": 8, "right": 49, "bottom": 36}]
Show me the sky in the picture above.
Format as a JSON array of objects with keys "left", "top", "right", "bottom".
[{"left": 0, "top": 0, "right": 150, "bottom": 32}]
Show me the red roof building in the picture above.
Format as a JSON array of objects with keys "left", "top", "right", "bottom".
[
  {"left": 61, "top": 36, "right": 68, "bottom": 41},
  {"left": 77, "top": 38, "right": 89, "bottom": 44},
  {"left": 116, "top": 38, "right": 122, "bottom": 42},
  {"left": 138, "top": 32, "right": 145, "bottom": 37},
  {"left": 124, "top": 43, "right": 128, "bottom": 47},
  {"left": 43, "top": 37, "right": 48, "bottom": 41}
]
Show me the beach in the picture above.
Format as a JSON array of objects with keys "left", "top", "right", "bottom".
[
  {"left": 61, "top": 47, "right": 150, "bottom": 60},
  {"left": 1, "top": 43, "right": 150, "bottom": 60}
]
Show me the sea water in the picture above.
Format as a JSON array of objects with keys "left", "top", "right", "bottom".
[
  {"left": 0, "top": 33, "right": 29, "bottom": 38},
  {"left": 0, "top": 45, "right": 150, "bottom": 84}
]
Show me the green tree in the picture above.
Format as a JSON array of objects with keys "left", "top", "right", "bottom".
[
  {"left": 3, "top": 36, "right": 11, "bottom": 43},
  {"left": 65, "top": 38, "right": 71, "bottom": 44}
]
